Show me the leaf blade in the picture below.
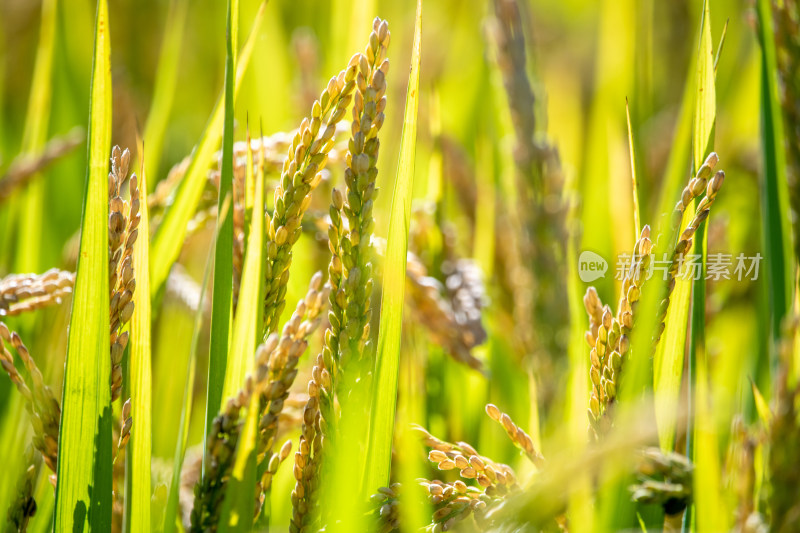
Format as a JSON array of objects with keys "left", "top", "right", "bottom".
[
  {"left": 125, "top": 157, "right": 153, "bottom": 533},
  {"left": 53, "top": 0, "right": 113, "bottom": 529},
  {"left": 203, "top": 0, "right": 238, "bottom": 459},
  {"left": 364, "top": 0, "right": 423, "bottom": 496}
]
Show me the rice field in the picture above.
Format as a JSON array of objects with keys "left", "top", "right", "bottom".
[{"left": 0, "top": 0, "right": 799, "bottom": 531}]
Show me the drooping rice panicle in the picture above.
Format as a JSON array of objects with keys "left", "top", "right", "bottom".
[
  {"left": 485, "top": 404, "right": 544, "bottom": 467},
  {"left": 414, "top": 426, "right": 518, "bottom": 495},
  {"left": 115, "top": 398, "right": 132, "bottom": 462},
  {"left": 189, "top": 385, "right": 251, "bottom": 532},
  {"left": 108, "top": 145, "right": 140, "bottom": 402},
  {"left": 0, "top": 269, "right": 75, "bottom": 317},
  {"left": 441, "top": 259, "right": 488, "bottom": 350},
  {"left": 261, "top": 62, "right": 359, "bottom": 336},
  {"left": 254, "top": 273, "right": 328, "bottom": 511},
  {"left": 0, "top": 322, "right": 60, "bottom": 478},
  {"left": 289, "top": 370, "right": 324, "bottom": 532},
  {"left": 287, "top": 193, "right": 347, "bottom": 530},
  {"left": 653, "top": 164, "right": 724, "bottom": 346},
  {"left": 406, "top": 252, "right": 485, "bottom": 371},
  {"left": 370, "top": 419, "right": 524, "bottom": 532},
  {"left": 585, "top": 225, "right": 652, "bottom": 439},
  {"left": 371, "top": 481, "right": 492, "bottom": 533},
  {"left": 630, "top": 447, "right": 693, "bottom": 521},
  {"left": 338, "top": 17, "right": 390, "bottom": 367}
]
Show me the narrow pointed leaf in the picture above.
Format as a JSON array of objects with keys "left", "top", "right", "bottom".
[
  {"left": 222, "top": 134, "right": 265, "bottom": 405},
  {"left": 654, "top": 0, "right": 715, "bottom": 452},
  {"left": 364, "top": 0, "right": 423, "bottom": 495},
  {"left": 217, "top": 138, "right": 264, "bottom": 531},
  {"left": 54, "top": 0, "right": 113, "bottom": 529},
  {"left": 125, "top": 159, "right": 153, "bottom": 532},
  {"left": 203, "top": 0, "right": 238, "bottom": 458},
  {"left": 756, "top": 0, "right": 793, "bottom": 367}
]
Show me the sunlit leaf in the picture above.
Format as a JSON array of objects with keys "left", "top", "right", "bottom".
[{"left": 54, "top": 0, "right": 113, "bottom": 529}]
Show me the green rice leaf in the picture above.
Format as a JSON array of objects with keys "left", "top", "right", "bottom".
[
  {"left": 364, "top": 0, "right": 423, "bottom": 495},
  {"left": 713, "top": 19, "right": 729, "bottom": 76},
  {"left": 216, "top": 129, "right": 266, "bottom": 528},
  {"left": 222, "top": 131, "right": 264, "bottom": 405},
  {"left": 53, "top": 0, "right": 113, "bottom": 529},
  {"left": 149, "top": 1, "right": 266, "bottom": 296},
  {"left": 217, "top": 395, "right": 259, "bottom": 532},
  {"left": 688, "top": 3, "right": 726, "bottom": 531},
  {"left": 204, "top": 0, "right": 237, "bottom": 452},
  {"left": 756, "top": 0, "right": 793, "bottom": 367},
  {"left": 693, "top": 353, "right": 730, "bottom": 532},
  {"left": 216, "top": 130, "right": 266, "bottom": 531},
  {"left": 654, "top": 0, "right": 715, "bottom": 453},
  {"left": 124, "top": 155, "right": 153, "bottom": 532}
]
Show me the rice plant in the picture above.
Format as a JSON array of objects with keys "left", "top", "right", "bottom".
[{"left": 1, "top": 0, "right": 798, "bottom": 532}]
